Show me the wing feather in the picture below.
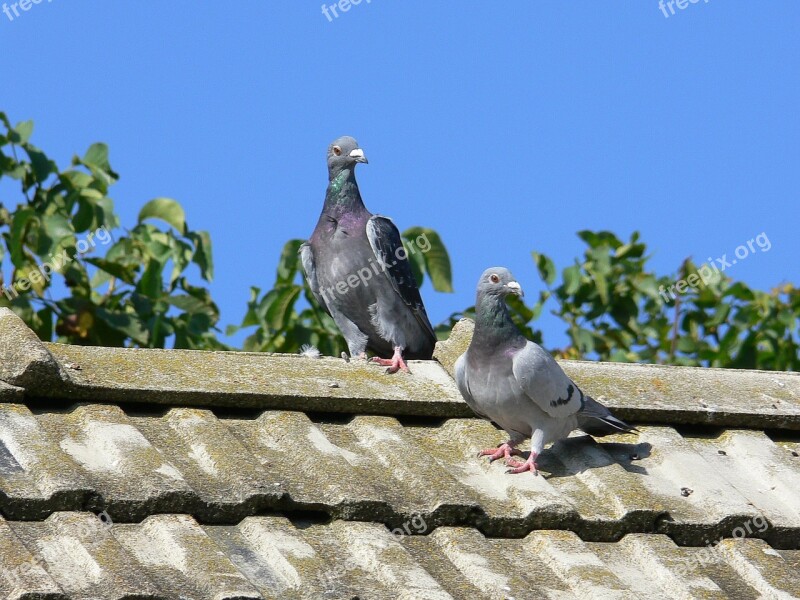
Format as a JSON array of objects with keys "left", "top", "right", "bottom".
[
  {"left": 365, "top": 216, "right": 436, "bottom": 343},
  {"left": 511, "top": 341, "right": 584, "bottom": 419},
  {"left": 299, "top": 242, "right": 331, "bottom": 316}
]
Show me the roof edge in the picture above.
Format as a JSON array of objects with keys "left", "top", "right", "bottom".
[{"left": 0, "top": 312, "right": 797, "bottom": 430}]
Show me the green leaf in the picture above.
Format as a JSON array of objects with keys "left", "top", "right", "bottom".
[
  {"left": 85, "top": 258, "right": 137, "bottom": 284},
  {"left": 95, "top": 196, "right": 119, "bottom": 229},
  {"left": 72, "top": 197, "right": 96, "bottom": 232},
  {"left": 588, "top": 268, "right": 609, "bottom": 305},
  {"left": 12, "top": 120, "right": 34, "bottom": 144},
  {"left": 26, "top": 147, "right": 57, "bottom": 182},
  {"left": 95, "top": 308, "right": 149, "bottom": 346},
  {"left": 532, "top": 252, "right": 557, "bottom": 286},
  {"left": 562, "top": 264, "right": 581, "bottom": 295},
  {"left": 60, "top": 170, "right": 93, "bottom": 191},
  {"left": 79, "top": 188, "right": 104, "bottom": 200},
  {"left": 277, "top": 239, "right": 303, "bottom": 283},
  {"left": 166, "top": 294, "right": 216, "bottom": 316},
  {"left": 575, "top": 328, "right": 595, "bottom": 353},
  {"left": 136, "top": 258, "right": 164, "bottom": 298},
  {"left": 724, "top": 282, "right": 756, "bottom": 301},
  {"left": 587, "top": 246, "right": 612, "bottom": 276},
  {"left": 83, "top": 143, "right": 110, "bottom": 170},
  {"left": 9, "top": 208, "right": 38, "bottom": 267},
  {"left": 577, "top": 230, "right": 622, "bottom": 249},
  {"left": 402, "top": 237, "right": 426, "bottom": 288},
  {"left": 189, "top": 231, "right": 214, "bottom": 281},
  {"left": 138, "top": 198, "right": 187, "bottom": 234},
  {"left": 80, "top": 143, "right": 118, "bottom": 184},
  {"left": 267, "top": 285, "right": 303, "bottom": 330},
  {"left": 402, "top": 227, "right": 453, "bottom": 293},
  {"left": 41, "top": 214, "right": 74, "bottom": 246}
]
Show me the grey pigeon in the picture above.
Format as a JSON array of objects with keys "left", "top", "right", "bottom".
[
  {"left": 300, "top": 136, "right": 436, "bottom": 373},
  {"left": 455, "top": 267, "right": 636, "bottom": 474}
]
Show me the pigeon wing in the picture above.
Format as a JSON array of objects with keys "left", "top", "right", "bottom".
[
  {"left": 511, "top": 341, "right": 585, "bottom": 419},
  {"left": 299, "top": 242, "right": 331, "bottom": 317},
  {"left": 365, "top": 215, "right": 436, "bottom": 343}
]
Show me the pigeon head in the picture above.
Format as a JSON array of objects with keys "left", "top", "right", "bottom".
[
  {"left": 477, "top": 267, "right": 524, "bottom": 299},
  {"left": 327, "top": 136, "right": 368, "bottom": 178}
]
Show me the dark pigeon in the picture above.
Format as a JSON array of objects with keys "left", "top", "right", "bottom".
[
  {"left": 300, "top": 136, "right": 436, "bottom": 373},
  {"left": 455, "top": 267, "right": 636, "bottom": 474}
]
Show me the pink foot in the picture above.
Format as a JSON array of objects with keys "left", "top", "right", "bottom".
[
  {"left": 371, "top": 346, "right": 409, "bottom": 374},
  {"left": 506, "top": 453, "right": 539, "bottom": 476},
  {"left": 478, "top": 443, "right": 522, "bottom": 463}
]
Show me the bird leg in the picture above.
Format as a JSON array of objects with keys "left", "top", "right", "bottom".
[
  {"left": 506, "top": 452, "right": 539, "bottom": 476},
  {"left": 477, "top": 442, "right": 522, "bottom": 463},
  {"left": 371, "top": 346, "right": 410, "bottom": 374},
  {"left": 342, "top": 352, "right": 368, "bottom": 363}
]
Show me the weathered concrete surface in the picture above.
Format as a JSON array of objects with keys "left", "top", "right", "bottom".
[
  {"left": 2, "top": 401, "right": 800, "bottom": 549},
  {"left": 0, "top": 380, "right": 23, "bottom": 402},
  {"left": 565, "top": 359, "right": 800, "bottom": 430},
  {"left": 43, "top": 343, "right": 471, "bottom": 417},
  {"left": 37, "top": 340, "right": 800, "bottom": 430},
  {"left": 9, "top": 512, "right": 163, "bottom": 599},
  {"left": 433, "top": 317, "right": 474, "bottom": 379},
  {"left": 2, "top": 514, "right": 799, "bottom": 599},
  {"left": 0, "top": 308, "right": 65, "bottom": 395},
  {"left": 0, "top": 515, "right": 63, "bottom": 599}
]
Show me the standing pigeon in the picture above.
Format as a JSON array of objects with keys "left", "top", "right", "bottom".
[
  {"left": 300, "top": 136, "right": 436, "bottom": 373},
  {"left": 455, "top": 267, "right": 635, "bottom": 474}
]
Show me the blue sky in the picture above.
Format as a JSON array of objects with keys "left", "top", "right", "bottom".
[{"left": 2, "top": 2, "right": 798, "bottom": 349}]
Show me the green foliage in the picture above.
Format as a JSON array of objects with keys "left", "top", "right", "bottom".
[
  {"left": 532, "top": 231, "right": 799, "bottom": 370},
  {"left": 542, "top": 230, "right": 669, "bottom": 362},
  {"left": 0, "top": 114, "right": 224, "bottom": 348},
  {"left": 2, "top": 111, "right": 795, "bottom": 371},
  {"left": 439, "top": 230, "right": 797, "bottom": 371},
  {"left": 230, "top": 230, "right": 455, "bottom": 354}
]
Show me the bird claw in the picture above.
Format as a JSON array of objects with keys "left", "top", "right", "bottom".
[
  {"left": 342, "top": 352, "right": 368, "bottom": 363},
  {"left": 371, "top": 347, "right": 410, "bottom": 374},
  {"left": 505, "top": 454, "right": 539, "bottom": 475},
  {"left": 478, "top": 443, "right": 522, "bottom": 463}
]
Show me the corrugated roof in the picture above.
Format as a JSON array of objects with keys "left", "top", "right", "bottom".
[
  {"left": 1, "top": 515, "right": 799, "bottom": 599},
  {"left": 1, "top": 308, "right": 799, "bottom": 599}
]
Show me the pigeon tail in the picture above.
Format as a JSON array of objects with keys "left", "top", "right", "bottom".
[{"left": 577, "top": 396, "right": 637, "bottom": 437}]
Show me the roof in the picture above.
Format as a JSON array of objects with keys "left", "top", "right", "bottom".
[{"left": 1, "top": 307, "right": 799, "bottom": 599}]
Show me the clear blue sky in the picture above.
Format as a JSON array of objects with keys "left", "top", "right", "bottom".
[{"left": 2, "top": 2, "right": 798, "bottom": 349}]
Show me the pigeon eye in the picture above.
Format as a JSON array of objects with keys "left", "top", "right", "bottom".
[
  {"left": 490, "top": 274, "right": 500, "bottom": 283},
  {"left": 332, "top": 146, "right": 342, "bottom": 156}
]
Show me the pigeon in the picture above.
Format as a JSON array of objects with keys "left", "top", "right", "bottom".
[
  {"left": 299, "top": 136, "right": 437, "bottom": 373},
  {"left": 455, "top": 267, "right": 636, "bottom": 474}
]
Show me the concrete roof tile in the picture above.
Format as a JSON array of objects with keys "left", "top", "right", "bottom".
[
  {"left": 0, "top": 403, "right": 91, "bottom": 518},
  {"left": 0, "top": 513, "right": 798, "bottom": 598},
  {"left": 0, "top": 308, "right": 64, "bottom": 395},
  {"left": 0, "top": 401, "right": 799, "bottom": 549},
  {"left": 0, "top": 380, "right": 23, "bottom": 403},
  {"left": 34, "top": 404, "right": 213, "bottom": 522},
  {"left": 112, "top": 514, "right": 263, "bottom": 599},
  {"left": 0, "top": 515, "right": 64, "bottom": 599},
  {"left": 2, "top": 309, "right": 800, "bottom": 597},
  {"left": 9, "top": 512, "right": 162, "bottom": 599},
  {"left": 45, "top": 343, "right": 468, "bottom": 417}
]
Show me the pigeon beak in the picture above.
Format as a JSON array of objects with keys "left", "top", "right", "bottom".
[
  {"left": 349, "top": 148, "right": 368, "bottom": 164},
  {"left": 505, "top": 281, "right": 524, "bottom": 297}
]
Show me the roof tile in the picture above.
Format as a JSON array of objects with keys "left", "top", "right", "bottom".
[{"left": 2, "top": 311, "right": 800, "bottom": 597}]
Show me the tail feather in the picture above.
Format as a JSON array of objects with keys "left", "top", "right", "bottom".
[{"left": 578, "top": 396, "right": 637, "bottom": 437}]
